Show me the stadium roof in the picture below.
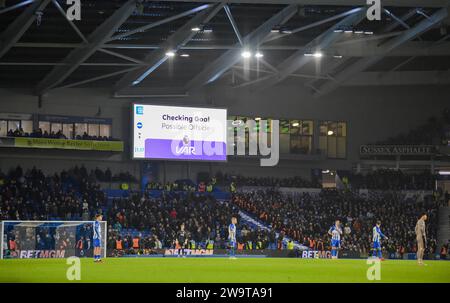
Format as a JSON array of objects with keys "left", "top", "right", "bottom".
[{"left": 0, "top": 0, "right": 449, "bottom": 97}]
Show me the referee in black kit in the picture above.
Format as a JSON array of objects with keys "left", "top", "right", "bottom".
[{"left": 175, "top": 223, "right": 189, "bottom": 257}]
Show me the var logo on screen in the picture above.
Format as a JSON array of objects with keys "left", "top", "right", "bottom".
[{"left": 175, "top": 136, "right": 196, "bottom": 156}]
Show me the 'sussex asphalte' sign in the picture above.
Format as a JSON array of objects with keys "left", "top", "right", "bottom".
[{"left": 360, "top": 145, "right": 436, "bottom": 156}]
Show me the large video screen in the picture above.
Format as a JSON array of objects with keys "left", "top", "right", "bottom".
[{"left": 132, "top": 104, "right": 227, "bottom": 161}]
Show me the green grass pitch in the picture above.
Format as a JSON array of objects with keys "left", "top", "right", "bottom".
[{"left": 0, "top": 258, "right": 449, "bottom": 283}]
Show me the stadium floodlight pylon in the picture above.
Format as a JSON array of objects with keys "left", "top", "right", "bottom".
[{"left": 0, "top": 221, "right": 107, "bottom": 260}]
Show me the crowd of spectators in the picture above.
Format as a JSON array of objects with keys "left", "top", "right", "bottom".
[
  {"left": 91, "top": 167, "right": 137, "bottom": 183},
  {"left": 0, "top": 165, "right": 447, "bottom": 259},
  {"left": 6, "top": 127, "right": 117, "bottom": 141},
  {"left": 344, "top": 169, "right": 436, "bottom": 190},
  {"left": 50, "top": 165, "right": 137, "bottom": 184},
  {"left": 233, "top": 189, "right": 440, "bottom": 256},
  {"left": 106, "top": 192, "right": 280, "bottom": 254},
  {"left": 106, "top": 193, "right": 241, "bottom": 251},
  {"left": 214, "top": 172, "right": 321, "bottom": 188},
  {"left": 145, "top": 178, "right": 219, "bottom": 193},
  {"left": 146, "top": 181, "right": 199, "bottom": 192},
  {"left": 0, "top": 166, "right": 106, "bottom": 221},
  {"left": 0, "top": 165, "right": 138, "bottom": 221}
]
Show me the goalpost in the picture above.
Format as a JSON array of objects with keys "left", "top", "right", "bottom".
[{"left": 0, "top": 221, "right": 107, "bottom": 260}]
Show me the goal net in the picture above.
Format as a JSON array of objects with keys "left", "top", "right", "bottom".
[{"left": 0, "top": 221, "right": 107, "bottom": 259}]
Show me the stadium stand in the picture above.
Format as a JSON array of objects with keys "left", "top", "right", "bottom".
[
  {"left": 106, "top": 193, "right": 239, "bottom": 250},
  {"left": 343, "top": 170, "right": 436, "bottom": 190},
  {"left": 216, "top": 174, "right": 321, "bottom": 188},
  {"left": 232, "top": 189, "right": 440, "bottom": 256},
  {"left": 0, "top": 166, "right": 107, "bottom": 221},
  {"left": 0, "top": 166, "right": 136, "bottom": 222},
  {"left": 6, "top": 127, "right": 118, "bottom": 141},
  {"left": 1, "top": 165, "right": 445, "bottom": 259},
  {"left": 106, "top": 193, "right": 279, "bottom": 255}
]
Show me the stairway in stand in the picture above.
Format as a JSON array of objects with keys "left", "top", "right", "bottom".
[{"left": 437, "top": 206, "right": 450, "bottom": 248}]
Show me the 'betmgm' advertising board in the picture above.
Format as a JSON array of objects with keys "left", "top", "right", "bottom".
[
  {"left": 300, "top": 250, "right": 332, "bottom": 259},
  {"left": 133, "top": 104, "right": 227, "bottom": 161}
]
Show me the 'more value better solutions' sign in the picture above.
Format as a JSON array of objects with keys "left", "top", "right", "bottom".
[{"left": 132, "top": 104, "right": 227, "bottom": 161}]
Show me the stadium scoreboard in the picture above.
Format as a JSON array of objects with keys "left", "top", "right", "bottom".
[{"left": 132, "top": 104, "right": 227, "bottom": 161}]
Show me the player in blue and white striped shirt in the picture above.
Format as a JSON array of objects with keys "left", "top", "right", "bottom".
[
  {"left": 328, "top": 220, "right": 342, "bottom": 259},
  {"left": 228, "top": 216, "right": 237, "bottom": 259},
  {"left": 93, "top": 214, "right": 103, "bottom": 263},
  {"left": 372, "top": 220, "right": 388, "bottom": 260}
]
